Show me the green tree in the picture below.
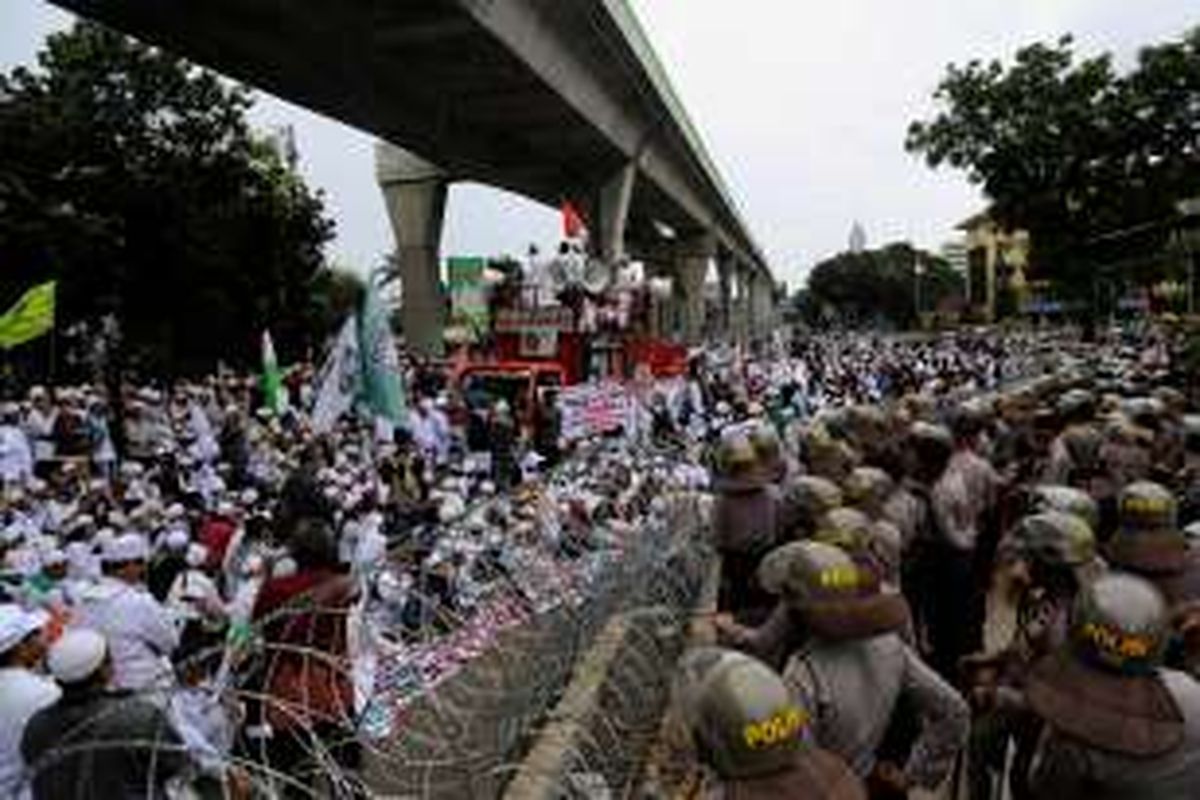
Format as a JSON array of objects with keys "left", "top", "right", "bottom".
[
  {"left": 0, "top": 22, "right": 337, "bottom": 378},
  {"left": 805, "top": 242, "right": 962, "bottom": 329},
  {"left": 907, "top": 29, "right": 1200, "bottom": 296}
]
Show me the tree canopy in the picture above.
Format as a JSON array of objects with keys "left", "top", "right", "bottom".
[
  {"left": 804, "top": 242, "right": 963, "bottom": 329},
  {"left": 0, "top": 22, "right": 339, "bottom": 379},
  {"left": 906, "top": 29, "right": 1200, "bottom": 294}
]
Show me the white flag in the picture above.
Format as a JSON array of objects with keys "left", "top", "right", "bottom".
[{"left": 312, "top": 316, "right": 360, "bottom": 433}]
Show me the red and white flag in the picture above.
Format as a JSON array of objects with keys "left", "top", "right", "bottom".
[{"left": 561, "top": 201, "right": 588, "bottom": 241}]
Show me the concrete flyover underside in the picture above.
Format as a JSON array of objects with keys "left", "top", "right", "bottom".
[{"left": 50, "top": 0, "right": 770, "bottom": 282}]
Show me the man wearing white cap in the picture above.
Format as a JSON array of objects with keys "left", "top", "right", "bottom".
[
  {"left": 0, "top": 605, "right": 58, "bottom": 800},
  {"left": 21, "top": 628, "right": 188, "bottom": 799},
  {"left": 0, "top": 402, "right": 33, "bottom": 486},
  {"left": 75, "top": 533, "right": 179, "bottom": 693}
]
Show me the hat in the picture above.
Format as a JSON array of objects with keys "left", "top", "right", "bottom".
[
  {"left": 674, "top": 647, "right": 865, "bottom": 800},
  {"left": 757, "top": 541, "right": 908, "bottom": 641},
  {"left": 0, "top": 604, "right": 48, "bottom": 654},
  {"left": 47, "top": 628, "right": 108, "bottom": 684},
  {"left": 102, "top": 532, "right": 149, "bottom": 564},
  {"left": 185, "top": 543, "right": 209, "bottom": 568},
  {"left": 1109, "top": 482, "right": 1186, "bottom": 574}
]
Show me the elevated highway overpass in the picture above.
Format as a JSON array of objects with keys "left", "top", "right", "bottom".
[{"left": 52, "top": 0, "right": 776, "bottom": 352}]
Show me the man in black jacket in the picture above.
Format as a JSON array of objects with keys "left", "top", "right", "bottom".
[{"left": 22, "top": 628, "right": 189, "bottom": 799}]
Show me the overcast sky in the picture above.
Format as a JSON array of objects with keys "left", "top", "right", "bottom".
[{"left": 2, "top": 1, "right": 1198, "bottom": 288}]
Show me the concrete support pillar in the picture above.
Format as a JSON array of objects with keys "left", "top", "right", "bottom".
[
  {"left": 675, "top": 233, "right": 715, "bottom": 345},
  {"left": 645, "top": 259, "right": 673, "bottom": 339},
  {"left": 734, "top": 266, "right": 751, "bottom": 345},
  {"left": 749, "top": 271, "right": 774, "bottom": 342},
  {"left": 716, "top": 255, "right": 734, "bottom": 341},
  {"left": 596, "top": 162, "right": 636, "bottom": 264},
  {"left": 376, "top": 142, "right": 448, "bottom": 357}
]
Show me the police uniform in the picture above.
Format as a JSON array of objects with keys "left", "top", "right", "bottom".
[{"left": 1028, "top": 574, "right": 1200, "bottom": 799}]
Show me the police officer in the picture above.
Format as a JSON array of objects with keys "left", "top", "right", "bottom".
[
  {"left": 712, "top": 429, "right": 779, "bottom": 623},
  {"left": 1028, "top": 485, "right": 1101, "bottom": 535},
  {"left": 765, "top": 541, "right": 969, "bottom": 796},
  {"left": 747, "top": 419, "right": 789, "bottom": 486},
  {"left": 965, "top": 509, "right": 1105, "bottom": 800},
  {"left": 778, "top": 475, "right": 843, "bottom": 543},
  {"left": 1027, "top": 573, "right": 1200, "bottom": 798},
  {"left": 673, "top": 647, "right": 866, "bottom": 799},
  {"left": 1043, "top": 390, "right": 1102, "bottom": 491},
  {"left": 1107, "top": 481, "right": 1200, "bottom": 608}
]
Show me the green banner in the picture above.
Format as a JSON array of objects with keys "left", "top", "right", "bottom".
[
  {"left": 0, "top": 281, "right": 55, "bottom": 350},
  {"left": 447, "top": 257, "right": 489, "bottom": 338}
]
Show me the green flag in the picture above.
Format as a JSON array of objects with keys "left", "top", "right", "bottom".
[
  {"left": 261, "top": 330, "right": 283, "bottom": 414},
  {"left": 358, "top": 281, "right": 407, "bottom": 424},
  {"left": 0, "top": 281, "right": 56, "bottom": 350}
]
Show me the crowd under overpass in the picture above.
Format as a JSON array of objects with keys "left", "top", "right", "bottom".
[{"left": 51, "top": 0, "right": 777, "bottom": 354}]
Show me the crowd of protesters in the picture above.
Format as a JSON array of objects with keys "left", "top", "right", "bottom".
[{"left": 0, "top": 322, "right": 1196, "bottom": 798}]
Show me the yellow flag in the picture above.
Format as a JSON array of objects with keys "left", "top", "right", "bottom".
[{"left": 0, "top": 281, "right": 56, "bottom": 350}]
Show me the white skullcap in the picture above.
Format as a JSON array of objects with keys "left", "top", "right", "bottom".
[
  {"left": 48, "top": 628, "right": 107, "bottom": 684},
  {"left": 166, "top": 504, "right": 185, "bottom": 520},
  {"left": 41, "top": 548, "right": 67, "bottom": 568},
  {"left": 185, "top": 543, "right": 209, "bottom": 568},
  {"left": 0, "top": 524, "right": 23, "bottom": 546},
  {"left": 272, "top": 557, "right": 297, "bottom": 579},
  {"left": 102, "top": 533, "right": 149, "bottom": 563},
  {"left": 0, "top": 604, "right": 48, "bottom": 654},
  {"left": 8, "top": 549, "right": 40, "bottom": 577},
  {"left": 162, "top": 529, "right": 190, "bottom": 552},
  {"left": 239, "top": 489, "right": 259, "bottom": 506}
]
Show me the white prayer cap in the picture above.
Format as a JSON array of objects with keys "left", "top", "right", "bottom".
[
  {"left": 438, "top": 495, "right": 466, "bottom": 523},
  {"left": 272, "top": 557, "right": 297, "bottom": 579},
  {"left": 0, "top": 605, "right": 48, "bottom": 653},
  {"left": 41, "top": 548, "right": 67, "bottom": 568},
  {"left": 65, "top": 541, "right": 94, "bottom": 574},
  {"left": 162, "top": 529, "right": 190, "bottom": 552},
  {"left": 47, "top": 628, "right": 107, "bottom": 684},
  {"left": 216, "top": 500, "right": 236, "bottom": 517},
  {"left": 185, "top": 543, "right": 209, "bottom": 569},
  {"left": 102, "top": 532, "right": 149, "bottom": 563},
  {"left": 239, "top": 489, "right": 259, "bottom": 506},
  {"left": 166, "top": 503, "right": 186, "bottom": 520},
  {"left": 8, "top": 548, "right": 40, "bottom": 577}
]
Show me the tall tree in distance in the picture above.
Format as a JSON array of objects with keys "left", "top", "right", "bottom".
[
  {"left": 0, "top": 22, "right": 337, "bottom": 378},
  {"left": 805, "top": 242, "right": 962, "bottom": 329},
  {"left": 907, "top": 29, "right": 1200, "bottom": 297}
]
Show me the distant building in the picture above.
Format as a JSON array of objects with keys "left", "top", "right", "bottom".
[
  {"left": 849, "top": 222, "right": 867, "bottom": 254},
  {"left": 957, "top": 211, "right": 1030, "bottom": 321},
  {"left": 940, "top": 239, "right": 969, "bottom": 275}
]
